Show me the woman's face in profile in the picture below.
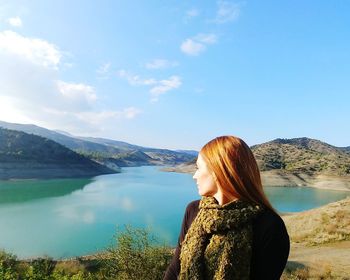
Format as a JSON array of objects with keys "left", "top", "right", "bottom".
[{"left": 193, "top": 153, "right": 218, "bottom": 197}]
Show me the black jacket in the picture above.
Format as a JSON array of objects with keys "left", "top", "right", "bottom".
[{"left": 164, "top": 200, "right": 290, "bottom": 280}]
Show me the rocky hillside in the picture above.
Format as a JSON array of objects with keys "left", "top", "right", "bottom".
[
  {"left": 251, "top": 138, "right": 350, "bottom": 176},
  {"left": 0, "top": 128, "right": 115, "bottom": 179}
]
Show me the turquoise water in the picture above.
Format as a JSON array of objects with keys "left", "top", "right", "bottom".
[{"left": 0, "top": 166, "right": 348, "bottom": 259}]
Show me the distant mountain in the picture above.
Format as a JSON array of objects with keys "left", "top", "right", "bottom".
[
  {"left": 0, "top": 128, "right": 115, "bottom": 179},
  {"left": 251, "top": 137, "right": 350, "bottom": 176},
  {"left": 339, "top": 146, "right": 350, "bottom": 154},
  {"left": 175, "top": 150, "right": 199, "bottom": 156},
  {"left": 0, "top": 120, "right": 124, "bottom": 154},
  {"left": 0, "top": 121, "right": 196, "bottom": 167},
  {"left": 77, "top": 136, "right": 141, "bottom": 151},
  {"left": 161, "top": 157, "right": 197, "bottom": 173},
  {"left": 53, "top": 130, "right": 74, "bottom": 136},
  {"left": 78, "top": 136, "right": 195, "bottom": 165}
]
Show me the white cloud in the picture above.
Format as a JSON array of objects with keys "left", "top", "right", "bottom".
[
  {"left": 180, "top": 39, "right": 205, "bottom": 56},
  {"left": 180, "top": 33, "right": 217, "bottom": 56},
  {"left": 145, "top": 59, "right": 178, "bottom": 69},
  {"left": 123, "top": 107, "right": 142, "bottom": 119},
  {"left": 7, "top": 16, "right": 22, "bottom": 27},
  {"left": 97, "top": 62, "right": 111, "bottom": 74},
  {"left": 0, "top": 30, "right": 61, "bottom": 68},
  {"left": 118, "top": 69, "right": 157, "bottom": 86},
  {"left": 0, "top": 31, "right": 141, "bottom": 135},
  {"left": 186, "top": 8, "right": 199, "bottom": 18},
  {"left": 56, "top": 80, "right": 97, "bottom": 104},
  {"left": 214, "top": 1, "right": 241, "bottom": 24},
  {"left": 76, "top": 107, "right": 142, "bottom": 125},
  {"left": 118, "top": 70, "right": 181, "bottom": 102},
  {"left": 0, "top": 96, "right": 34, "bottom": 124},
  {"left": 195, "top": 33, "right": 218, "bottom": 44},
  {"left": 96, "top": 62, "right": 111, "bottom": 79},
  {"left": 150, "top": 76, "right": 182, "bottom": 102}
]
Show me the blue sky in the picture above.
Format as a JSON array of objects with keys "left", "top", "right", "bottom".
[{"left": 0, "top": 1, "right": 349, "bottom": 150}]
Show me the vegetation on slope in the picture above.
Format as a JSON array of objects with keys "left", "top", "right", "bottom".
[
  {"left": 1, "top": 128, "right": 87, "bottom": 163},
  {"left": 283, "top": 197, "right": 350, "bottom": 245},
  {"left": 252, "top": 137, "right": 350, "bottom": 176},
  {"left": 0, "top": 121, "right": 197, "bottom": 168},
  {"left": 0, "top": 128, "right": 114, "bottom": 179},
  {"left": 282, "top": 197, "right": 350, "bottom": 279}
]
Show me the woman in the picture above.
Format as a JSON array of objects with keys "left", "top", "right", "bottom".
[{"left": 164, "top": 136, "right": 290, "bottom": 280}]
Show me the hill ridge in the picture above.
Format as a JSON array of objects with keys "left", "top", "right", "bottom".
[
  {"left": 0, "top": 120, "right": 196, "bottom": 167},
  {"left": 0, "top": 128, "right": 115, "bottom": 179}
]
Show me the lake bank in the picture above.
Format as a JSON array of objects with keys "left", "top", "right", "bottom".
[
  {"left": 161, "top": 165, "right": 350, "bottom": 192},
  {"left": 261, "top": 170, "right": 350, "bottom": 191},
  {"left": 0, "top": 162, "right": 116, "bottom": 180}
]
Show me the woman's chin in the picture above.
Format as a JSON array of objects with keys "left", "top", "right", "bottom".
[{"left": 198, "top": 191, "right": 210, "bottom": 197}]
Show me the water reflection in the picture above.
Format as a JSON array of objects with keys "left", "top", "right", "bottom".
[
  {"left": 0, "top": 178, "right": 92, "bottom": 204},
  {"left": 0, "top": 166, "right": 348, "bottom": 259},
  {"left": 264, "top": 186, "right": 349, "bottom": 212}
]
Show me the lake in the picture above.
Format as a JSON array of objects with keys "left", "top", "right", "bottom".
[{"left": 0, "top": 166, "right": 348, "bottom": 259}]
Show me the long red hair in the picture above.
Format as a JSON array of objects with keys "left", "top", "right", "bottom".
[{"left": 200, "top": 135, "right": 275, "bottom": 212}]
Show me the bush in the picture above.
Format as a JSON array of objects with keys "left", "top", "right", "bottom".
[
  {"left": 25, "top": 257, "right": 56, "bottom": 280},
  {"left": 0, "top": 250, "right": 19, "bottom": 280},
  {"left": 0, "top": 225, "right": 174, "bottom": 279},
  {"left": 99, "top": 225, "right": 173, "bottom": 280}
]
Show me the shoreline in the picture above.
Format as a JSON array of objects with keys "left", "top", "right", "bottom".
[
  {"left": 6, "top": 196, "right": 350, "bottom": 262},
  {"left": 260, "top": 170, "right": 350, "bottom": 192},
  {"left": 2, "top": 165, "right": 349, "bottom": 192},
  {"left": 161, "top": 166, "right": 350, "bottom": 192}
]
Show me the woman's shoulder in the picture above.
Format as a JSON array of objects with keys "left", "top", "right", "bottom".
[
  {"left": 182, "top": 199, "right": 201, "bottom": 226},
  {"left": 186, "top": 199, "right": 200, "bottom": 211},
  {"left": 254, "top": 209, "right": 286, "bottom": 229},
  {"left": 251, "top": 209, "right": 290, "bottom": 279},
  {"left": 253, "top": 208, "right": 290, "bottom": 243}
]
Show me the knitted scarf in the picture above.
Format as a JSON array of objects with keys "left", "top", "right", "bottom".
[{"left": 179, "top": 196, "right": 263, "bottom": 280}]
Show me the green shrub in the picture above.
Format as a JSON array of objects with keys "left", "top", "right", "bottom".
[
  {"left": 0, "top": 225, "right": 174, "bottom": 279},
  {"left": 99, "top": 225, "right": 173, "bottom": 280},
  {"left": 0, "top": 250, "right": 19, "bottom": 280},
  {"left": 25, "top": 257, "right": 56, "bottom": 280}
]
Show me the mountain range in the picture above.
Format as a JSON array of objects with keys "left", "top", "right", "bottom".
[
  {"left": 0, "top": 120, "right": 196, "bottom": 170},
  {"left": 1, "top": 120, "right": 349, "bottom": 187}
]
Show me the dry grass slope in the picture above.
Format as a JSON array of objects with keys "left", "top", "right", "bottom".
[
  {"left": 281, "top": 197, "right": 350, "bottom": 279},
  {"left": 283, "top": 197, "right": 350, "bottom": 245}
]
